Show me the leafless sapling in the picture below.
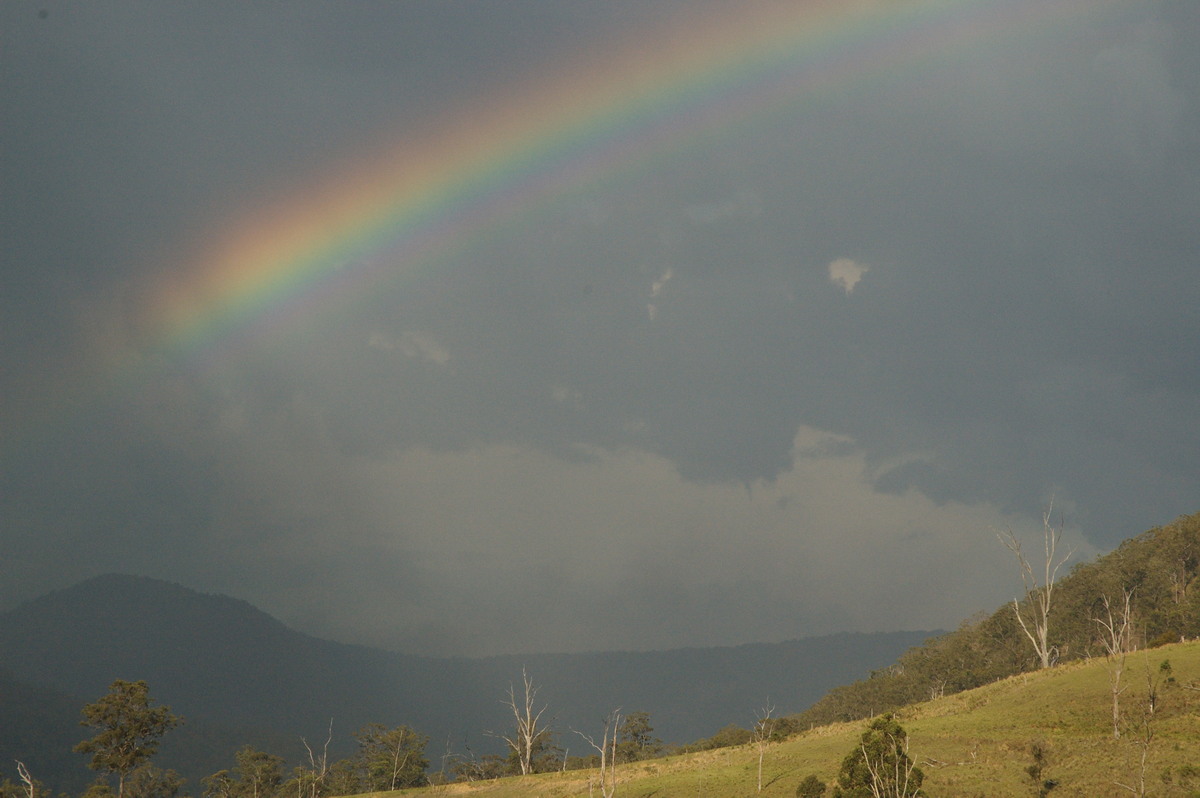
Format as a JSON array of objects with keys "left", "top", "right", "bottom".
[
  {"left": 1094, "top": 588, "right": 1136, "bottom": 739},
  {"left": 752, "top": 701, "right": 775, "bottom": 793}
]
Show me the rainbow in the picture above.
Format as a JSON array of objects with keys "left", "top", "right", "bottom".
[{"left": 142, "top": 0, "right": 1113, "bottom": 363}]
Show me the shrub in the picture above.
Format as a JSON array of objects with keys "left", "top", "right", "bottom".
[
  {"left": 831, "top": 714, "right": 923, "bottom": 798},
  {"left": 797, "top": 773, "right": 827, "bottom": 797}
]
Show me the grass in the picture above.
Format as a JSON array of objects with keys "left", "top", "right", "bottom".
[{"left": 368, "top": 640, "right": 1200, "bottom": 797}]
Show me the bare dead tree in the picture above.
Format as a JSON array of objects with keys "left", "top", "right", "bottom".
[
  {"left": 498, "top": 667, "right": 549, "bottom": 776},
  {"left": 438, "top": 734, "right": 454, "bottom": 784},
  {"left": 751, "top": 701, "right": 775, "bottom": 793},
  {"left": 1094, "top": 588, "right": 1136, "bottom": 739},
  {"left": 573, "top": 709, "right": 621, "bottom": 798},
  {"left": 1114, "top": 657, "right": 1162, "bottom": 798},
  {"left": 998, "top": 500, "right": 1075, "bottom": 668},
  {"left": 16, "top": 761, "right": 35, "bottom": 798},
  {"left": 298, "top": 720, "right": 333, "bottom": 798},
  {"left": 446, "top": 739, "right": 491, "bottom": 784}
]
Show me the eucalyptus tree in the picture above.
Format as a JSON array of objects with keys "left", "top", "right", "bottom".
[
  {"left": 352, "top": 723, "right": 429, "bottom": 791},
  {"left": 615, "top": 712, "right": 662, "bottom": 763},
  {"left": 203, "top": 747, "right": 285, "bottom": 798},
  {"left": 74, "top": 680, "right": 182, "bottom": 798},
  {"left": 832, "top": 714, "right": 923, "bottom": 798}
]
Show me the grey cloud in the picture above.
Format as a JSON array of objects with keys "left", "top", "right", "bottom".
[{"left": 2, "top": 1, "right": 1198, "bottom": 654}]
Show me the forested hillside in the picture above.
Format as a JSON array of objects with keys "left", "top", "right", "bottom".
[{"left": 795, "top": 511, "right": 1200, "bottom": 727}]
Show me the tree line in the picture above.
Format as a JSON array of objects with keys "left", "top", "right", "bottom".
[
  {"left": 0, "top": 672, "right": 924, "bottom": 798},
  {"left": 0, "top": 676, "right": 682, "bottom": 798},
  {"left": 0, "top": 679, "right": 431, "bottom": 798}
]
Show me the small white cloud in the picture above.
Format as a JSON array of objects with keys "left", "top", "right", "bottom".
[
  {"left": 368, "top": 330, "right": 450, "bottom": 365},
  {"left": 647, "top": 268, "right": 673, "bottom": 320},
  {"left": 828, "top": 258, "right": 868, "bottom": 295},
  {"left": 650, "top": 267, "right": 673, "bottom": 298}
]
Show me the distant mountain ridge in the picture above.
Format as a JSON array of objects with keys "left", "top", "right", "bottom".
[{"left": 0, "top": 574, "right": 934, "bottom": 790}]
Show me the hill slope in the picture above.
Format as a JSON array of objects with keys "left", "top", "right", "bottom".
[
  {"left": 795, "top": 510, "right": 1200, "bottom": 728},
  {"left": 385, "top": 638, "right": 1200, "bottom": 796},
  {"left": 0, "top": 574, "right": 930, "bottom": 788}
]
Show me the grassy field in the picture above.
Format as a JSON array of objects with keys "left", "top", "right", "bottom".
[{"left": 373, "top": 640, "right": 1200, "bottom": 797}]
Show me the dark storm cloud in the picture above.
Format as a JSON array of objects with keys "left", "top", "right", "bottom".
[{"left": 2, "top": 1, "right": 1197, "bottom": 655}]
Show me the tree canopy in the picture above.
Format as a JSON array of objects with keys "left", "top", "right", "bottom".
[
  {"left": 74, "top": 680, "right": 182, "bottom": 798},
  {"left": 832, "top": 714, "right": 923, "bottom": 798},
  {"left": 616, "top": 711, "right": 663, "bottom": 763}
]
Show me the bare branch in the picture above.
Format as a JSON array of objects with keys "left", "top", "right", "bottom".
[
  {"left": 298, "top": 719, "right": 333, "bottom": 798},
  {"left": 1094, "top": 588, "right": 1135, "bottom": 739},
  {"left": 573, "top": 709, "right": 621, "bottom": 798},
  {"left": 997, "top": 500, "right": 1075, "bottom": 668},
  {"left": 753, "top": 701, "right": 775, "bottom": 793},
  {"left": 16, "top": 761, "right": 35, "bottom": 798},
  {"left": 498, "top": 667, "right": 549, "bottom": 776},
  {"left": 1094, "top": 589, "right": 1136, "bottom": 658}
]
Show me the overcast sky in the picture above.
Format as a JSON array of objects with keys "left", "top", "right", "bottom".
[{"left": 2, "top": 0, "right": 1197, "bottom": 657}]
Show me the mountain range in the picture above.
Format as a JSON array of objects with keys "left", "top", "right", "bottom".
[{"left": 0, "top": 574, "right": 931, "bottom": 792}]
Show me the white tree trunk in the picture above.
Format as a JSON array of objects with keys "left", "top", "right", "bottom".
[
  {"left": 300, "top": 719, "right": 333, "bottom": 798},
  {"left": 1095, "top": 588, "right": 1135, "bottom": 739},
  {"left": 752, "top": 701, "right": 775, "bottom": 793},
  {"left": 998, "top": 501, "right": 1074, "bottom": 669},
  {"left": 574, "top": 709, "right": 621, "bottom": 798},
  {"left": 500, "top": 667, "right": 548, "bottom": 776},
  {"left": 16, "top": 761, "right": 34, "bottom": 798}
]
